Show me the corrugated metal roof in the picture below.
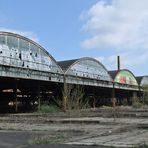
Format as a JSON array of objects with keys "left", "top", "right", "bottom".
[
  {"left": 108, "top": 70, "right": 119, "bottom": 80},
  {"left": 57, "top": 59, "right": 78, "bottom": 72},
  {"left": 136, "top": 76, "right": 143, "bottom": 85},
  {"left": 136, "top": 76, "right": 148, "bottom": 85}
]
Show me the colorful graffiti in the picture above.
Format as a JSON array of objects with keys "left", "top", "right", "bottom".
[{"left": 115, "top": 71, "right": 138, "bottom": 86}]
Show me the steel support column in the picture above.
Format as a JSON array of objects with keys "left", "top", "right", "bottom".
[
  {"left": 132, "top": 91, "right": 137, "bottom": 104},
  {"left": 14, "top": 79, "right": 18, "bottom": 112},
  {"left": 63, "top": 75, "right": 67, "bottom": 112},
  {"left": 112, "top": 84, "right": 116, "bottom": 107},
  {"left": 93, "top": 88, "right": 96, "bottom": 109},
  {"left": 37, "top": 83, "right": 41, "bottom": 111}
]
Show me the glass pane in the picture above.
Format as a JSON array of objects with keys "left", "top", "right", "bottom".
[
  {"left": 29, "top": 43, "right": 40, "bottom": 63},
  {"left": 30, "top": 43, "right": 39, "bottom": 54},
  {"left": 7, "top": 36, "right": 18, "bottom": 49},
  {"left": 19, "top": 39, "right": 29, "bottom": 51},
  {"left": 0, "top": 35, "right": 6, "bottom": 45},
  {"left": 40, "top": 49, "right": 48, "bottom": 57}
]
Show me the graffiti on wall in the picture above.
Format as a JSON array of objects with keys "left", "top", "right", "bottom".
[
  {"left": 115, "top": 71, "right": 138, "bottom": 86},
  {"left": 0, "top": 35, "right": 62, "bottom": 73}
]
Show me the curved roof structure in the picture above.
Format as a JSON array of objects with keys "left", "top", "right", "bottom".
[
  {"left": 58, "top": 57, "right": 112, "bottom": 81},
  {"left": 109, "top": 70, "right": 138, "bottom": 86},
  {"left": 0, "top": 31, "right": 63, "bottom": 74},
  {"left": 136, "top": 76, "right": 148, "bottom": 86},
  {"left": 58, "top": 59, "right": 78, "bottom": 72}
]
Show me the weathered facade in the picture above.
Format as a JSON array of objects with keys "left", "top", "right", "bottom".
[
  {"left": 0, "top": 31, "right": 147, "bottom": 112},
  {"left": 58, "top": 57, "right": 113, "bottom": 88},
  {"left": 0, "top": 32, "right": 64, "bottom": 112},
  {"left": 109, "top": 70, "right": 139, "bottom": 105},
  {"left": 109, "top": 70, "right": 139, "bottom": 91},
  {"left": 0, "top": 32, "right": 63, "bottom": 82}
]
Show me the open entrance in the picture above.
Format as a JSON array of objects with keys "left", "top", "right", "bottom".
[{"left": 0, "top": 77, "right": 63, "bottom": 113}]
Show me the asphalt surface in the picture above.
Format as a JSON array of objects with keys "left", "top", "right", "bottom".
[
  {"left": 0, "top": 130, "right": 31, "bottom": 148},
  {"left": 0, "top": 130, "right": 107, "bottom": 148},
  {"left": 29, "top": 145, "right": 108, "bottom": 148}
]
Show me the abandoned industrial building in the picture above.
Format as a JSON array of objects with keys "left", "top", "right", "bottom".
[{"left": 0, "top": 31, "right": 147, "bottom": 113}]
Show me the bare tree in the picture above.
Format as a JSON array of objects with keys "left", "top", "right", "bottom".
[{"left": 62, "top": 83, "right": 89, "bottom": 111}]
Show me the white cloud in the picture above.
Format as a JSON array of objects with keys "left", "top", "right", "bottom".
[
  {"left": 95, "top": 50, "right": 148, "bottom": 74},
  {"left": 95, "top": 55, "right": 117, "bottom": 70},
  {"left": 81, "top": 0, "right": 148, "bottom": 50},
  {"left": 95, "top": 56, "right": 105, "bottom": 63},
  {"left": 0, "top": 28, "right": 39, "bottom": 42},
  {"left": 81, "top": 0, "right": 148, "bottom": 74}
]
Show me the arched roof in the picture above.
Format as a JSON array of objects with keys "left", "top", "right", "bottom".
[
  {"left": 58, "top": 59, "right": 78, "bottom": 72},
  {"left": 58, "top": 57, "right": 112, "bottom": 81},
  {"left": 0, "top": 31, "right": 63, "bottom": 73},
  {"left": 109, "top": 69, "right": 138, "bottom": 86},
  {"left": 136, "top": 76, "right": 148, "bottom": 86}
]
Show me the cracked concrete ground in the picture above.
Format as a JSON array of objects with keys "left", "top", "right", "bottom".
[{"left": 0, "top": 108, "right": 147, "bottom": 148}]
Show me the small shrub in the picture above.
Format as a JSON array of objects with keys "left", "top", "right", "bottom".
[
  {"left": 135, "top": 143, "right": 148, "bottom": 148},
  {"left": 132, "top": 101, "right": 143, "bottom": 108},
  {"left": 38, "top": 104, "right": 61, "bottom": 113},
  {"left": 112, "top": 106, "right": 120, "bottom": 121},
  {"left": 122, "top": 99, "right": 129, "bottom": 106}
]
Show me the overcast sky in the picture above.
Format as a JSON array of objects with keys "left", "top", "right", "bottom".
[{"left": 0, "top": 0, "right": 147, "bottom": 76}]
